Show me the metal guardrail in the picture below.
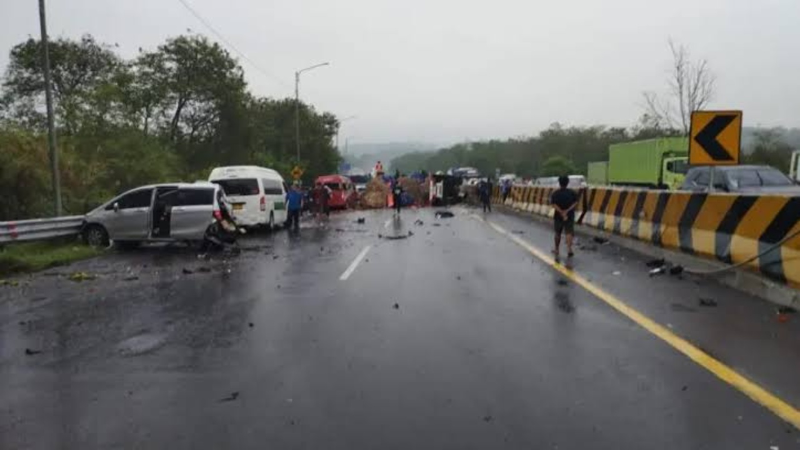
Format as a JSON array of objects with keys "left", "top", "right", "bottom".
[{"left": 0, "top": 216, "right": 84, "bottom": 244}]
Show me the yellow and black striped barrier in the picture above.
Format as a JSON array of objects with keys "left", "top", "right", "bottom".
[{"left": 494, "top": 186, "right": 800, "bottom": 288}]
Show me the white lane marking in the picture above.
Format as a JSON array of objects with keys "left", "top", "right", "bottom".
[
  {"left": 340, "top": 245, "right": 372, "bottom": 281},
  {"left": 384, "top": 218, "right": 392, "bottom": 228}
]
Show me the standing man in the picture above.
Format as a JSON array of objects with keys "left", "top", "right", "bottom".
[
  {"left": 479, "top": 179, "right": 492, "bottom": 213},
  {"left": 502, "top": 179, "right": 511, "bottom": 203},
  {"left": 286, "top": 182, "right": 304, "bottom": 232},
  {"left": 550, "top": 175, "right": 578, "bottom": 259},
  {"left": 392, "top": 176, "right": 404, "bottom": 215}
]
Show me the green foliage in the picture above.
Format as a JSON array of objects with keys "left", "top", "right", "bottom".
[
  {"left": 743, "top": 128, "right": 793, "bottom": 173},
  {"left": 540, "top": 156, "right": 577, "bottom": 177},
  {"left": 0, "top": 34, "right": 340, "bottom": 220},
  {"left": 0, "top": 238, "right": 102, "bottom": 276}
]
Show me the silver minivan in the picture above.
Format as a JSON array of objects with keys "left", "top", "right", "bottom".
[{"left": 82, "top": 182, "right": 227, "bottom": 247}]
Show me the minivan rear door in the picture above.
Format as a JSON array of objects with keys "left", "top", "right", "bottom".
[
  {"left": 210, "top": 178, "right": 262, "bottom": 226},
  {"left": 170, "top": 188, "right": 215, "bottom": 240}
]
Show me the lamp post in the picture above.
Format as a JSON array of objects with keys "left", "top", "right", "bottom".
[
  {"left": 344, "top": 136, "right": 358, "bottom": 155},
  {"left": 295, "top": 62, "right": 329, "bottom": 162},
  {"left": 335, "top": 115, "right": 357, "bottom": 152}
]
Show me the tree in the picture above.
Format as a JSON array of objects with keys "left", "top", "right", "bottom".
[
  {"left": 540, "top": 156, "right": 577, "bottom": 177},
  {"left": 1, "top": 35, "right": 121, "bottom": 134},
  {"left": 642, "top": 40, "right": 715, "bottom": 135},
  {"left": 743, "top": 128, "right": 792, "bottom": 173},
  {"left": 0, "top": 33, "right": 343, "bottom": 220}
]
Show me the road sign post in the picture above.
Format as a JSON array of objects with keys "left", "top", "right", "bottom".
[
  {"left": 291, "top": 165, "right": 304, "bottom": 181},
  {"left": 689, "top": 111, "right": 742, "bottom": 193},
  {"left": 689, "top": 110, "right": 743, "bottom": 167}
]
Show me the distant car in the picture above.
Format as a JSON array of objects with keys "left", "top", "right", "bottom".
[
  {"left": 82, "top": 182, "right": 228, "bottom": 248},
  {"left": 680, "top": 165, "right": 800, "bottom": 194}
]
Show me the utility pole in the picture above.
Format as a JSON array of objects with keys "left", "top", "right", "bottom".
[
  {"left": 294, "top": 62, "right": 329, "bottom": 163},
  {"left": 335, "top": 115, "right": 357, "bottom": 153},
  {"left": 38, "top": 0, "right": 62, "bottom": 215}
]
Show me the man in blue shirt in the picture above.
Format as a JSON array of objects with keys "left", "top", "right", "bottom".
[{"left": 286, "top": 182, "right": 304, "bottom": 232}]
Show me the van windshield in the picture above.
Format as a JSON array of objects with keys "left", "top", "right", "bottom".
[{"left": 211, "top": 179, "right": 259, "bottom": 196}]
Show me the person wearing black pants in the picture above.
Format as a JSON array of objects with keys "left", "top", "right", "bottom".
[{"left": 550, "top": 175, "right": 578, "bottom": 259}]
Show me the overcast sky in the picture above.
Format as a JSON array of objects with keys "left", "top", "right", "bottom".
[{"left": 2, "top": 0, "right": 799, "bottom": 144}]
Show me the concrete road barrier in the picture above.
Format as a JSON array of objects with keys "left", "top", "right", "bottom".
[{"left": 495, "top": 186, "right": 800, "bottom": 288}]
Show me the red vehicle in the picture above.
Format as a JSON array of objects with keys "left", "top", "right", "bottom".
[{"left": 315, "top": 175, "right": 357, "bottom": 209}]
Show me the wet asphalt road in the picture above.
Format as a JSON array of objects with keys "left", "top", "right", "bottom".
[{"left": 1, "top": 207, "right": 800, "bottom": 449}]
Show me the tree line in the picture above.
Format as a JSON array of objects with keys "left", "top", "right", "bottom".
[{"left": 0, "top": 34, "right": 341, "bottom": 220}]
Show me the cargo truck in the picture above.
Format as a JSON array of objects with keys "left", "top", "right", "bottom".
[
  {"left": 591, "top": 137, "right": 688, "bottom": 189},
  {"left": 587, "top": 161, "right": 608, "bottom": 185}
]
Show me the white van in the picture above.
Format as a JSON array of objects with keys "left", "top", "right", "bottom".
[{"left": 208, "top": 166, "right": 288, "bottom": 229}]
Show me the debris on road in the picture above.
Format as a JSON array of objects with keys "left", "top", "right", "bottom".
[
  {"left": 435, "top": 211, "right": 455, "bottom": 219},
  {"left": 649, "top": 267, "right": 665, "bottom": 277},
  {"left": 698, "top": 298, "right": 718, "bottom": 307},
  {"left": 578, "top": 244, "right": 597, "bottom": 251},
  {"left": 219, "top": 392, "right": 240, "bottom": 402},
  {"left": 557, "top": 279, "right": 568, "bottom": 286},
  {"left": 456, "top": 275, "right": 461, "bottom": 280},
  {"left": 182, "top": 268, "right": 194, "bottom": 275},
  {"left": 393, "top": 303, "right": 400, "bottom": 309},
  {"left": 248, "top": 322, "right": 254, "bottom": 328},
  {"left": 645, "top": 258, "right": 665, "bottom": 268},
  {"left": 414, "top": 219, "right": 424, "bottom": 226},
  {"left": 272, "top": 255, "right": 279, "bottom": 260},
  {"left": 383, "top": 235, "right": 409, "bottom": 240},
  {"left": 432, "top": 223, "right": 442, "bottom": 227},
  {"left": 408, "top": 230, "right": 414, "bottom": 237},
  {"left": 123, "top": 276, "right": 139, "bottom": 281},
  {"left": 669, "top": 265, "right": 684, "bottom": 276},
  {"left": 777, "top": 306, "right": 795, "bottom": 323},
  {"left": 24, "top": 348, "right": 42, "bottom": 356},
  {"left": 356, "top": 217, "right": 366, "bottom": 224},
  {"left": 511, "top": 230, "right": 525, "bottom": 235},
  {"left": 592, "top": 236, "right": 609, "bottom": 244},
  {"left": 483, "top": 415, "right": 493, "bottom": 423},
  {"left": 68, "top": 272, "right": 95, "bottom": 282},
  {"left": 197, "top": 267, "right": 211, "bottom": 273},
  {"left": 612, "top": 271, "right": 621, "bottom": 276}
]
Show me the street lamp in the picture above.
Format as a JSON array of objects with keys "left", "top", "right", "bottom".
[
  {"left": 295, "top": 62, "right": 329, "bottom": 163},
  {"left": 335, "top": 115, "right": 357, "bottom": 152},
  {"left": 344, "top": 136, "right": 358, "bottom": 155}
]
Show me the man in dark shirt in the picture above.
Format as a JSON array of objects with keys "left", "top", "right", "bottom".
[{"left": 550, "top": 175, "right": 579, "bottom": 259}]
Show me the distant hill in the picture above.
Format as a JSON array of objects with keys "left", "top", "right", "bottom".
[{"left": 342, "top": 142, "right": 442, "bottom": 172}]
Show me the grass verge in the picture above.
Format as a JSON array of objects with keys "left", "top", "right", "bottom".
[{"left": 0, "top": 238, "right": 103, "bottom": 277}]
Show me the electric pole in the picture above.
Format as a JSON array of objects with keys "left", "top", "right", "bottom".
[{"left": 38, "top": 0, "right": 62, "bottom": 215}]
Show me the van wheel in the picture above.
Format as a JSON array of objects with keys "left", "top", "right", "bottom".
[
  {"left": 268, "top": 212, "right": 275, "bottom": 231},
  {"left": 84, "top": 225, "right": 109, "bottom": 248}
]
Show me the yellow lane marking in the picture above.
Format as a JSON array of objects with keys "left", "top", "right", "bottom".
[{"left": 476, "top": 215, "right": 800, "bottom": 429}]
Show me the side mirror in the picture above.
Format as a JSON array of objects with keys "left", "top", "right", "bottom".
[{"left": 113, "top": 202, "right": 120, "bottom": 212}]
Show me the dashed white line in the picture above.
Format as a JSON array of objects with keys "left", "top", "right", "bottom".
[{"left": 339, "top": 245, "right": 372, "bottom": 281}]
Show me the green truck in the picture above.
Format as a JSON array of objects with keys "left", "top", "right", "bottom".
[
  {"left": 587, "top": 161, "right": 609, "bottom": 185},
  {"left": 588, "top": 137, "right": 689, "bottom": 189}
]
